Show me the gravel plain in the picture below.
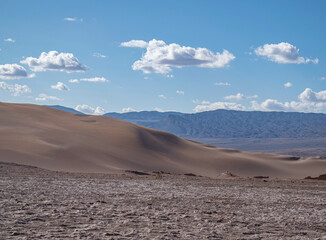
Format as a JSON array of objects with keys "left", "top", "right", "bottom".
[{"left": 0, "top": 162, "right": 326, "bottom": 240}]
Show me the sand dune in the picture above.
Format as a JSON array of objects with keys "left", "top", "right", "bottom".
[{"left": 0, "top": 102, "right": 325, "bottom": 178}]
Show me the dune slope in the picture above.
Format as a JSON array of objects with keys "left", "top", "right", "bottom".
[{"left": 0, "top": 102, "right": 325, "bottom": 178}]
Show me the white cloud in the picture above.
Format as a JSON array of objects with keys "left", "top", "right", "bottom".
[
  {"left": 0, "top": 81, "right": 31, "bottom": 96},
  {"left": 192, "top": 99, "right": 210, "bottom": 104},
  {"left": 64, "top": 17, "right": 83, "bottom": 22},
  {"left": 51, "top": 82, "right": 69, "bottom": 91},
  {"left": 68, "top": 77, "right": 108, "bottom": 83},
  {"left": 321, "top": 77, "right": 325, "bottom": 81},
  {"left": 251, "top": 99, "right": 326, "bottom": 112},
  {"left": 158, "top": 94, "right": 167, "bottom": 99},
  {"left": 255, "top": 42, "right": 318, "bottom": 64},
  {"left": 194, "top": 89, "right": 326, "bottom": 113},
  {"left": 224, "top": 93, "right": 258, "bottom": 101},
  {"left": 224, "top": 93, "right": 245, "bottom": 101},
  {"left": 93, "top": 52, "right": 107, "bottom": 58},
  {"left": 69, "top": 79, "right": 79, "bottom": 83},
  {"left": 122, "top": 107, "right": 136, "bottom": 113},
  {"left": 154, "top": 107, "right": 163, "bottom": 112},
  {"left": 284, "top": 82, "right": 293, "bottom": 88},
  {"left": 0, "top": 64, "right": 35, "bottom": 80},
  {"left": 93, "top": 107, "right": 105, "bottom": 115},
  {"left": 176, "top": 90, "right": 184, "bottom": 95},
  {"left": 35, "top": 93, "right": 61, "bottom": 101},
  {"left": 80, "top": 77, "right": 108, "bottom": 82},
  {"left": 251, "top": 88, "right": 326, "bottom": 113},
  {"left": 75, "top": 105, "right": 105, "bottom": 115},
  {"left": 251, "top": 99, "right": 288, "bottom": 111},
  {"left": 214, "top": 82, "right": 231, "bottom": 86},
  {"left": 4, "top": 38, "right": 15, "bottom": 43},
  {"left": 121, "top": 40, "right": 149, "bottom": 48},
  {"left": 194, "top": 101, "right": 245, "bottom": 112},
  {"left": 121, "top": 39, "right": 235, "bottom": 74},
  {"left": 166, "top": 74, "right": 174, "bottom": 78},
  {"left": 21, "top": 51, "right": 87, "bottom": 72},
  {"left": 298, "top": 88, "right": 326, "bottom": 103}
]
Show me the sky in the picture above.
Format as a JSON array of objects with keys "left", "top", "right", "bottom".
[{"left": 0, "top": 0, "right": 326, "bottom": 114}]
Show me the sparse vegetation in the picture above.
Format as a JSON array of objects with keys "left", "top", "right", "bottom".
[
  {"left": 125, "top": 170, "right": 151, "bottom": 176},
  {"left": 184, "top": 173, "right": 197, "bottom": 177},
  {"left": 304, "top": 174, "right": 326, "bottom": 180}
]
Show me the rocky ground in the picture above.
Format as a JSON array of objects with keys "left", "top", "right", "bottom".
[{"left": 0, "top": 162, "right": 325, "bottom": 239}]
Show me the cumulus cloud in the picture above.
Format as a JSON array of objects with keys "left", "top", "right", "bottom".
[
  {"left": 64, "top": 17, "right": 83, "bottom": 22},
  {"left": 122, "top": 107, "right": 136, "bottom": 113},
  {"left": 21, "top": 51, "right": 87, "bottom": 72},
  {"left": 80, "top": 77, "right": 108, "bottom": 82},
  {"left": 224, "top": 93, "right": 245, "bottom": 101},
  {"left": 69, "top": 79, "right": 79, "bottom": 83},
  {"left": 251, "top": 99, "right": 326, "bottom": 112},
  {"left": 166, "top": 74, "right": 174, "bottom": 78},
  {"left": 0, "top": 64, "right": 35, "bottom": 80},
  {"left": 176, "top": 90, "right": 184, "bottom": 95},
  {"left": 68, "top": 77, "right": 108, "bottom": 83},
  {"left": 35, "top": 93, "right": 61, "bottom": 101},
  {"left": 194, "top": 89, "right": 326, "bottom": 113},
  {"left": 121, "top": 40, "right": 149, "bottom": 48},
  {"left": 321, "top": 77, "right": 325, "bottom": 81},
  {"left": 158, "top": 94, "right": 167, "bottom": 99},
  {"left": 215, "top": 82, "right": 231, "bottom": 86},
  {"left": 251, "top": 88, "right": 326, "bottom": 113},
  {"left": 93, "top": 52, "right": 107, "bottom": 58},
  {"left": 121, "top": 39, "right": 235, "bottom": 74},
  {"left": 251, "top": 99, "right": 289, "bottom": 111},
  {"left": 194, "top": 101, "right": 245, "bottom": 112},
  {"left": 224, "top": 93, "right": 258, "bottom": 101},
  {"left": 75, "top": 105, "right": 105, "bottom": 115},
  {"left": 154, "top": 107, "right": 164, "bottom": 112},
  {"left": 192, "top": 99, "right": 210, "bottom": 104},
  {"left": 255, "top": 42, "right": 318, "bottom": 64},
  {"left": 4, "top": 38, "right": 15, "bottom": 43},
  {"left": 298, "top": 88, "right": 326, "bottom": 103},
  {"left": 284, "top": 82, "right": 293, "bottom": 88},
  {"left": 0, "top": 81, "right": 31, "bottom": 96},
  {"left": 51, "top": 82, "right": 69, "bottom": 91}
]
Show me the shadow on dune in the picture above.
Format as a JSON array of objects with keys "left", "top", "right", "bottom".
[{"left": 137, "top": 128, "right": 184, "bottom": 153}]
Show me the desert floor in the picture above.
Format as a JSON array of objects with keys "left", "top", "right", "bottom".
[{"left": 0, "top": 162, "right": 325, "bottom": 240}]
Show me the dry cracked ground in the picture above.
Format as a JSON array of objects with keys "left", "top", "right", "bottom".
[{"left": 0, "top": 162, "right": 326, "bottom": 239}]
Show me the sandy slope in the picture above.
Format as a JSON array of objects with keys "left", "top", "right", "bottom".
[{"left": 0, "top": 102, "right": 325, "bottom": 178}]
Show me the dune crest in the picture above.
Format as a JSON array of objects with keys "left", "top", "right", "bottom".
[{"left": 0, "top": 102, "right": 325, "bottom": 178}]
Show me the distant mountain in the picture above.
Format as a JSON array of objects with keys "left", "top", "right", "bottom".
[
  {"left": 103, "top": 111, "right": 183, "bottom": 125},
  {"left": 46, "top": 105, "right": 326, "bottom": 139},
  {"left": 44, "top": 105, "right": 84, "bottom": 114},
  {"left": 144, "top": 110, "right": 326, "bottom": 138}
]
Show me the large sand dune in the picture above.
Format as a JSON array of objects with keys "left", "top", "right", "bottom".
[{"left": 0, "top": 102, "right": 325, "bottom": 178}]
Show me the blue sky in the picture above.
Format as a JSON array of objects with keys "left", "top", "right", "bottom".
[{"left": 1, "top": 0, "right": 325, "bottom": 114}]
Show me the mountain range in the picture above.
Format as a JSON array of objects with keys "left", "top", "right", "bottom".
[
  {"left": 144, "top": 110, "right": 326, "bottom": 138},
  {"left": 103, "top": 111, "right": 183, "bottom": 125},
  {"left": 46, "top": 105, "right": 326, "bottom": 138}
]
